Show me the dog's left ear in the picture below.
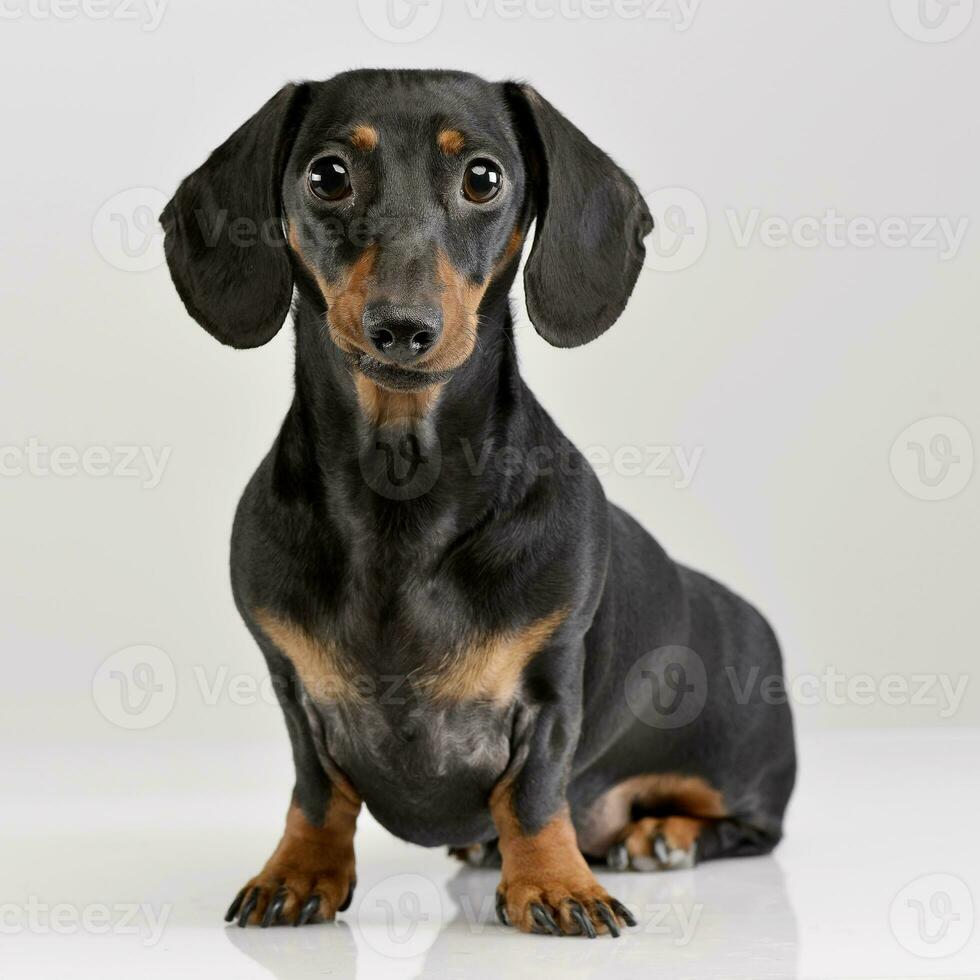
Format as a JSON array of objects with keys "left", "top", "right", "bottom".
[
  {"left": 161, "top": 83, "right": 310, "bottom": 349},
  {"left": 504, "top": 83, "right": 653, "bottom": 348}
]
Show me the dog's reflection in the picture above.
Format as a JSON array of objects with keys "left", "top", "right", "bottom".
[
  {"left": 226, "top": 855, "right": 798, "bottom": 980},
  {"left": 224, "top": 916, "right": 358, "bottom": 980},
  {"left": 424, "top": 857, "right": 800, "bottom": 979}
]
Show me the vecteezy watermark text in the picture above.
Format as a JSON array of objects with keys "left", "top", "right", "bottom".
[
  {"left": 0, "top": 440, "right": 171, "bottom": 489},
  {"left": 0, "top": 0, "right": 167, "bottom": 31},
  {"left": 625, "top": 646, "right": 972, "bottom": 730},
  {"left": 459, "top": 440, "right": 702, "bottom": 487},
  {"left": 727, "top": 665, "right": 970, "bottom": 719},
  {"left": 0, "top": 897, "right": 171, "bottom": 946},
  {"left": 726, "top": 209, "right": 969, "bottom": 261},
  {"left": 463, "top": 0, "right": 701, "bottom": 31},
  {"left": 357, "top": 0, "right": 701, "bottom": 43}
]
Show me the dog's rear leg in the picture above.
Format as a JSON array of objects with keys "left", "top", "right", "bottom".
[{"left": 577, "top": 772, "right": 783, "bottom": 872}]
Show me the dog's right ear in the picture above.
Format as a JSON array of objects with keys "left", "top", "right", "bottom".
[{"left": 161, "top": 83, "right": 310, "bottom": 349}]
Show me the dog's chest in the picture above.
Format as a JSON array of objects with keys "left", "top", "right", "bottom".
[
  {"left": 253, "top": 591, "right": 562, "bottom": 846},
  {"left": 313, "top": 673, "right": 516, "bottom": 847}
]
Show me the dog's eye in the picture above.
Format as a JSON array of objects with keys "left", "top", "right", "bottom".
[
  {"left": 309, "top": 157, "right": 352, "bottom": 202},
  {"left": 462, "top": 159, "right": 502, "bottom": 203}
]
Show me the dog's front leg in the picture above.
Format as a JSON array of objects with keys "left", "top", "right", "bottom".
[
  {"left": 491, "top": 645, "right": 636, "bottom": 938},
  {"left": 225, "top": 682, "right": 360, "bottom": 928}
]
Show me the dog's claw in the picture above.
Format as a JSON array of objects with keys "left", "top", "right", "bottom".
[
  {"left": 225, "top": 887, "right": 247, "bottom": 923},
  {"left": 261, "top": 888, "right": 287, "bottom": 928},
  {"left": 296, "top": 894, "right": 320, "bottom": 927},
  {"left": 611, "top": 899, "right": 637, "bottom": 928},
  {"left": 595, "top": 901, "right": 621, "bottom": 937},
  {"left": 531, "top": 903, "right": 561, "bottom": 936},
  {"left": 495, "top": 891, "right": 510, "bottom": 927},
  {"left": 338, "top": 882, "right": 355, "bottom": 913},
  {"left": 568, "top": 901, "right": 596, "bottom": 938},
  {"left": 237, "top": 887, "right": 259, "bottom": 928},
  {"left": 606, "top": 842, "right": 629, "bottom": 871}
]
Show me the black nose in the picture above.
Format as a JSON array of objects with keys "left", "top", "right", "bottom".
[{"left": 363, "top": 303, "right": 443, "bottom": 365}]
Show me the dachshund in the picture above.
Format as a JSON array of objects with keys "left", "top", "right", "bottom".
[{"left": 161, "top": 68, "right": 796, "bottom": 938}]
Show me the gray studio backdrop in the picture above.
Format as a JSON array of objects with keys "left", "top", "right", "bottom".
[{"left": 1, "top": 0, "right": 976, "bottom": 752}]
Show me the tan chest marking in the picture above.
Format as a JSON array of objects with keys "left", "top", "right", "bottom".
[
  {"left": 254, "top": 610, "right": 365, "bottom": 704},
  {"left": 421, "top": 610, "right": 567, "bottom": 704},
  {"left": 255, "top": 608, "right": 564, "bottom": 706}
]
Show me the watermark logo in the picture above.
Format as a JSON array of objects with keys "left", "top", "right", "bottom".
[
  {"left": 359, "top": 427, "right": 443, "bottom": 501},
  {"left": 358, "top": 0, "right": 443, "bottom": 42},
  {"left": 890, "top": 0, "right": 974, "bottom": 42},
  {"left": 92, "top": 645, "right": 176, "bottom": 730},
  {"left": 625, "top": 645, "right": 708, "bottom": 729},
  {"left": 890, "top": 873, "right": 974, "bottom": 958},
  {"left": 890, "top": 416, "right": 973, "bottom": 501},
  {"left": 643, "top": 187, "right": 709, "bottom": 272},
  {"left": 92, "top": 187, "right": 167, "bottom": 273},
  {"left": 355, "top": 874, "right": 443, "bottom": 958}
]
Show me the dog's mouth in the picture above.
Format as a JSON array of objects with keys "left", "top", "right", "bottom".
[{"left": 345, "top": 352, "right": 455, "bottom": 392}]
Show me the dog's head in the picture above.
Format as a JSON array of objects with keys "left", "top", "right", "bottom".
[{"left": 162, "top": 69, "right": 652, "bottom": 394}]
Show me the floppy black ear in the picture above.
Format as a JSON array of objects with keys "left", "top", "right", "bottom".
[
  {"left": 504, "top": 83, "right": 653, "bottom": 348},
  {"left": 161, "top": 83, "right": 309, "bottom": 349}
]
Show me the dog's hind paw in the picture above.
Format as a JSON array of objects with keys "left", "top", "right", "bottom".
[{"left": 605, "top": 816, "right": 701, "bottom": 872}]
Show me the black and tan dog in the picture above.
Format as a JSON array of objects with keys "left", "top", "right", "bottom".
[{"left": 162, "top": 68, "right": 795, "bottom": 938}]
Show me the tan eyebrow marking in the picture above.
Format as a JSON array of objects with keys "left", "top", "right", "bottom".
[
  {"left": 437, "top": 128, "right": 466, "bottom": 155},
  {"left": 350, "top": 125, "right": 379, "bottom": 151}
]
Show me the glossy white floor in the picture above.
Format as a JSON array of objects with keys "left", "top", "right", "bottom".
[{"left": 4, "top": 730, "right": 978, "bottom": 979}]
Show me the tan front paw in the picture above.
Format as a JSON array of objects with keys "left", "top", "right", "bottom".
[
  {"left": 225, "top": 795, "right": 359, "bottom": 928},
  {"left": 490, "top": 790, "right": 637, "bottom": 938},
  {"left": 226, "top": 865, "right": 355, "bottom": 927},
  {"left": 495, "top": 872, "right": 636, "bottom": 938}
]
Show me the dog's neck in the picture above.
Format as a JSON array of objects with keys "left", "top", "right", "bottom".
[{"left": 279, "top": 293, "right": 537, "bottom": 553}]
